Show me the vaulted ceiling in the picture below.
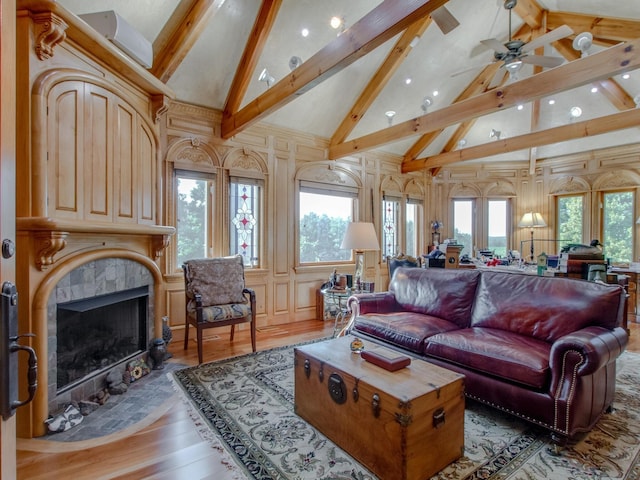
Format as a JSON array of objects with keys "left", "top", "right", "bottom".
[{"left": 58, "top": 0, "right": 640, "bottom": 174}]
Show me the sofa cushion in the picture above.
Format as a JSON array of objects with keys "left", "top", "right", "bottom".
[
  {"left": 390, "top": 268, "right": 480, "bottom": 328},
  {"left": 354, "top": 312, "right": 460, "bottom": 354},
  {"left": 425, "top": 327, "right": 551, "bottom": 389},
  {"left": 470, "top": 271, "right": 624, "bottom": 342}
]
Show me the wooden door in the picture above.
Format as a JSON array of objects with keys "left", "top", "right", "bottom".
[{"left": 0, "top": 0, "right": 17, "bottom": 477}]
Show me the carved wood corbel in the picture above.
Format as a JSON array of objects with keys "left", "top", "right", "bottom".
[
  {"left": 32, "top": 12, "right": 68, "bottom": 61},
  {"left": 152, "top": 94, "right": 169, "bottom": 123},
  {"left": 152, "top": 234, "right": 171, "bottom": 261},
  {"left": 35, "top": 231, "right": 68, "bottom": 270}
]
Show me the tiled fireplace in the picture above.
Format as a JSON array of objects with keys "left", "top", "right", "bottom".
[{"left": 46, "top": 258, "right": 155, "bottom": 416}]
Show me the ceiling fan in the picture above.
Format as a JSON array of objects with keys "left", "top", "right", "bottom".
[{"left": 456, "top": 0, "right": 573, "bottom": 79}]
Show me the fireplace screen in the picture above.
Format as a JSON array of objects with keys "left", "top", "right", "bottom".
[{"left": 56, "top": 286, "right": 149, "bottom": 392}]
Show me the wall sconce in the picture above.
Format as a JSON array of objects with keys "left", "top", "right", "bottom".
[{"left": 258, "top": 68, "right": 275, "bottom": 88}]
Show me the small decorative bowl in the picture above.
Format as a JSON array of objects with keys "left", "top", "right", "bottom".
[{"left": 350, "top": 337, "right": 365, "bottom": 353}]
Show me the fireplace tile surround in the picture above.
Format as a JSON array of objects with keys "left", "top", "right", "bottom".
[{"left": 46, "top": 258, "right": 155, "bottom": 416}]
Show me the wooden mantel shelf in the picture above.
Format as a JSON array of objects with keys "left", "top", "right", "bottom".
[
  {"left": 17, "top": 217, "right": 176, "bottom": 270},
  {"left": 17, "top": 0, "right": 175, "bottom": 99}
]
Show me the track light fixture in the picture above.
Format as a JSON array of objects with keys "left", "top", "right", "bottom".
[
  {"left": 421, "top": 96, "right": 433, "bottom": 113},
  {"left": 258, "top": 68, "right": 275, "bottom": 88}
]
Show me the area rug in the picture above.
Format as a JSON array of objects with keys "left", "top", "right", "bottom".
[{"left": 170, "top": 341, "right": 640, "bottom": 480}]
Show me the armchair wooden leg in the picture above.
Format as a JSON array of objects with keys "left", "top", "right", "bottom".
[
  {"left": 230, "top": 324, "right": 235, "bottom": 342},
  {"left": 197, "top": 327, "right": 203, "bottom": 364},
  {"left": 250, "top": 321, "right": 256, "bottom": 352}
]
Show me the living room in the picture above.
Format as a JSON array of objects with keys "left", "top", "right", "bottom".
[{"left": 3, "top": 0, "right": 640, "bottom": 478}]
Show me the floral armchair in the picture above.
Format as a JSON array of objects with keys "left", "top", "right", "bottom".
[{"left": 183, "top": 255, "right": 256, "bottom": 364}]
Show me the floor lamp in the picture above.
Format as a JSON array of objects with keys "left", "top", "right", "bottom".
[
  {"left": 518, "top": 212, "right": 547, "bottom": 262},
  {"left": 341, "top": 222, "right": 380, "bottom": 292}
]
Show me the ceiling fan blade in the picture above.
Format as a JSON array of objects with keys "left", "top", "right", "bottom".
[
  {"left": 521, "top": 54, "right": 565, "bottom": 68},
  {"left": 480, "top": 38, "right": 509, "bottom": 54},
  {"left": 522, "top": 25, "right": 574, "bottom": 53},
  {"left": 431, "top": 6, "right": 460, "bottom": 34},
  {"left": 488, "top": 67, "right": 508, "bottom": 89}
]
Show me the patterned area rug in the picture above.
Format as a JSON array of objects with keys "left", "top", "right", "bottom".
[{"left": 170, "top": 341, "right": 640, "bottom": 480}]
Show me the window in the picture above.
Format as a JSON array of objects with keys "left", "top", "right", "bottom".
[
  {"left": 230, "top": 177, "right": 262, "bottom": 267},
  {"left": 602, "top": 190, "right": 634, "bottom": 263},
  {"left": 487, "top": 200, "right": 508, "bottom": 257},
  {"left": 453, "top": 199, "right": 474, "bottom": 257},
  {"left": 298, "top": 182, "right": 356, "bottom": 264},
  {"left": 557, "top": 195, "right": 584, "bottom": 245},
  {"left": 176, "top": 171, "right": 214, "bottom": 267},
  {"left": 405, "top": 199, "right": 422, "bottom": 258},
  {"left": 382, "top": 197, "right": 399, "bottom": 259}
]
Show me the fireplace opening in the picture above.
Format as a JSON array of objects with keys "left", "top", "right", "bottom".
[{"left": 56, "top": 285, "right": 149, "bottom": 393}]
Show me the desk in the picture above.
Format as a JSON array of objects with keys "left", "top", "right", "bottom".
[
  {"left": 610, "top": 268, "right": 639, "bottom": 324},
  {"left": 319, "top": 288, "right": 352, "bottom": 337}
]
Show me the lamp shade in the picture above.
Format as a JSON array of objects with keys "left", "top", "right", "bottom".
[
  {"left": 340, "top": 222, "right": 380, "bottom": 251},
  {"left": 518, "top": 212, "right": 547, "bottom": 228}
]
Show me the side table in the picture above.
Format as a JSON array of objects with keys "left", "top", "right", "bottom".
[{"left": 320, "top": 288, "right": 352, "bottom": 336}]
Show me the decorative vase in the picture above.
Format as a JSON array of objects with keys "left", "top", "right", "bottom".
[{"left": 149, "top": 338, "right": 167, "bottom": 370}]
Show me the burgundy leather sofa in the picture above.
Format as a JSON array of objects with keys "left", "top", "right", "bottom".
[{"left": 346, "top": 267, "right": 629, "bottom": 444}]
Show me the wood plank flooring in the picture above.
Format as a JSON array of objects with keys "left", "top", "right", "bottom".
[{"left": 17, "top": 319, "right": 640, "bottom": 480}]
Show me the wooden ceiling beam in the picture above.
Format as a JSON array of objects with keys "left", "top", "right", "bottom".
[
  {"left": 403, "top": 107, "right": 640, "bottom": 172},
  {"left": 151, "top": 0, "right": 227, "bottom": 83},
  {"left": 547, "top": 12, "right": 640, "bottom": 42},
  {"left": 328, "top": 38, "right": 640, "bottom": 160},
  {"left": 513, "top": 0, "right": 544, "bottom": 29},
  {"left": 330, "top": 17, "right": 433, "bottom": 146},
  {"left": 221, "top": 0, "right": 451, "bottom": 139},
  {"left": 224, "top": 0, "right": 282, "bottom": 116}
]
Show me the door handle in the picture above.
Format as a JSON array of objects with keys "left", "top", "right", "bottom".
[{"left": 1, "top": 281, "right": 38, "bottom": 420}]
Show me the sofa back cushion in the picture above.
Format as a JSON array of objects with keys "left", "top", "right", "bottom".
[
  {"left": 390, "top": 267, "right": 480, "bottom": 328},
  {"left": 470, "top": 271, "right": 624, "bottom": 342}
]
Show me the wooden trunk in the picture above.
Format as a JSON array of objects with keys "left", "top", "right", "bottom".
[{"left": 294, "top": 336, "right": 465, "bottom": 480}]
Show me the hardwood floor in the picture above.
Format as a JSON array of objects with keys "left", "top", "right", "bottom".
[{"left": 16, "top": 319, "right": 640, "bottom": 480}]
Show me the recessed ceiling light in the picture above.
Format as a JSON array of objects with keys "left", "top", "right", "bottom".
[
  {"left": 590, "top": 87, "right": 598, "bottom": 93},
  {"left": 433, "top": 90, "right": 439, "bottom": 97},
  {"left": 330, "top": 16, "right": 342, "bottom": 29},
  {"left": 405, "top": 78, "right": 412, "bottom": 85},
  {"left": 570, "top": 106, "right": 582, "bottom": 118},
  {"left": 517, "top": 104, "right": 524, "bottom": 111},
  {"left": 548, "top": 99, "right": 556, "bottom": 105},
  {"left": 301, "top": 28, "right": 309, "bottom": 37},
  {"left": 622, "top": 73, "right": 630, "bottom": 80}
]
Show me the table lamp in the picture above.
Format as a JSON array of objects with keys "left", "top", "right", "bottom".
[
  {"left": 518, "top": 212, "right": 547, "bottom": 262},
  {"left": 341, "top": 222, "right": 380, "bottom": 292}
]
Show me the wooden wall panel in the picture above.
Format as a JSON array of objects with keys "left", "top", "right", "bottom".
[
  {"left": 274, "top": 282, "right": 289, "bottom": 314},
  {"left": 50, "top": 84, "right": 82, "bottom": 217},
  {"left": 85, "top": 88, "right": 111, "bottom": 220},
  {"left": 115, "top": 103, "right": 134, "bottom": 220},
  {"left": 137, "top": 122, "right": 156, "bottom": 224},
  {"left": 274, "top": 155, "right": 289, "bottom": 275}
]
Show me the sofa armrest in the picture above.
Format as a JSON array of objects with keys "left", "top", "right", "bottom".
[
  {"left": 336, "top": 292, "right": 398, "bottom": 337},
  {"left": 549, "top": 326, "right": 628, "bottom": 387}
]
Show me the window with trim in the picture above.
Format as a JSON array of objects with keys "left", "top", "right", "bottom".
[
  {"left": 230, "top": 176, "right": 263, "bottom": 267},
  {"left": 557, "top": 194, "right": 584, "bottom": 245},
  {"left": 405, "top": 197, "right": 422, "bottom": 257},
  {"left": 299, "top": 181, "right": 355, "bottom": 264},
  {"left": 601, "top": 190, "right": 634, "bottom": 263},
  {"left": 382, "top": 196, "right": 399, "bottom": 259},
  {"left": 487, "top": 199, "right": 508, "bottom": 258},
  {"left": 453, "top": 199, "right": 474, "bottom": 257},
  {"left": 176, "top": 170, "right": 215, "bottom": 267}
]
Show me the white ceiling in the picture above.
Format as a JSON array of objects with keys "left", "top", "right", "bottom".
[{"left": 58, "top": 0, "right": 640, "bottom": 165}]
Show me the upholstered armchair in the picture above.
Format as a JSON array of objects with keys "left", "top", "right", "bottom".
[
  {"left": 387, "top": 253, "right": 421, "bottom": 281},
  {"left": 183, "top": 255, "right": 257, "bottom": 364}
]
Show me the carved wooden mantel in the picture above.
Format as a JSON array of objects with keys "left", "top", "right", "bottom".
[{"left": 17, "top": 217, "right": 175, "bottom": 271}]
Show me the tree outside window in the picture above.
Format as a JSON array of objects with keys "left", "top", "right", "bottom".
[
  {"left": 176, "top": 174, "right": 212, "bottom": 266},
  {"left": 557, "top": 195, "right": 583, "bottom": 246},
  {"left": 602, "top": 191, "right": 633, "bottom": 263},
  {"left": 299, "top": 190, "right": 353, "bottom": 263}
]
